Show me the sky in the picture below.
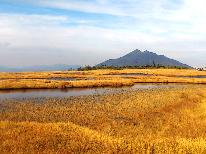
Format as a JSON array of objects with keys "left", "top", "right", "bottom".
[{"left": 0, "top": 0, "right": 205, "bottom": 67}]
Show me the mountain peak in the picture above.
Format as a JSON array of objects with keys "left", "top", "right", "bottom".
[
  {"left": 133, "top": 49, "right": 141, "bottom": 52},
  {"left": 124, "top": 49, "right": 141, "bottom": 57},
  {"left": 143, "top": 50, "right": 157, "bottom": 55},
  {"left": 97, "top": 49, "right": 191, "bottom": 68},
  {"left": 129, "top": 49, "right": 141, "bottom": 54}
]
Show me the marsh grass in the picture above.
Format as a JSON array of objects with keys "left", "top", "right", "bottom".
[
  {"left": 0, "top": 69, "right": 206, "bottom": 89},
  {"left": 1, "top": 85, "right": 206, "bottom": 153}
]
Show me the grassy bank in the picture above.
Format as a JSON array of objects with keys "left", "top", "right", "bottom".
[
  {"left": 0, "top": 79, "right": 134, "bottom": 89},
  {"left": 0, "top": 69, "right": 206, "bottom": 89},
  {"left": 1, "top": 85, "right": 206, "bottom": 153}
]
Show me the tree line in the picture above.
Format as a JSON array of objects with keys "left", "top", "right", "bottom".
[{"left": 77, "top": 65, "right": 189, "bottom": 71}]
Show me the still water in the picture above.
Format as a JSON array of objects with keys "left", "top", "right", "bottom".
[{"left": 0, "top": 84, "right": 183, "bottom": 100}]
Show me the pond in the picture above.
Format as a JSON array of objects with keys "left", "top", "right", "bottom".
[
  {"left": 173, "top": 75, "right": 206, "bottom": 79},
  {"left": 107, "top": 73, "right": 152, "bottom": 77},
  {"left": 0, "top": 84, "right": 183, "bottom": 100},
  {"left": 47, "top": 77, "right": 78, "bottom": 81}
]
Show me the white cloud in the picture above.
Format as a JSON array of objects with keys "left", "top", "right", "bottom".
[
  {"left": 16, "top": 0, "right": 206, "bottom": 37},
  {"left": 0, "top": 0, "right": 206, "bottom": 67}
]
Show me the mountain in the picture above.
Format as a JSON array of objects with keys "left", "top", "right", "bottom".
[
  {"left": 97, "top": 49, "right": 191, "bottom": 68},
  {"left": 0, "top": 64, "right": 81, "bottom": 72}
]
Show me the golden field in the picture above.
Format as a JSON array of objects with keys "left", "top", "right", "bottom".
[
  {"left": 0, "top": 69, "right": 206, "bottom": 89},
  {"left": 1, "top": 69, "right": 206, "bottom": 153},
  {"left": 1, "top": 85, "right": 206, "bottom": 153}
]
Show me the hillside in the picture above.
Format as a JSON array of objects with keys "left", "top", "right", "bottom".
[{"left": 97, "top": 49, "right": 191, "bottom": 68}]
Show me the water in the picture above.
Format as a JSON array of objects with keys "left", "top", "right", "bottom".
[
  {"left": 0, "top": 84, "right": 180, "bottom": 100},
  {"left": 0, "top": 77, "right": 78, "bottom": 81},
  {"left": 47, "top": 77, "right": 77, "bottom": 81},
  {"left": 110, "top": 74, "right": 206, "bottom": 78},
  {"left": 108, "top": 73, "right": 152, "bottom": 77},
  {"left": 173, "top": 75, "right": 206, "bottom": 78}
]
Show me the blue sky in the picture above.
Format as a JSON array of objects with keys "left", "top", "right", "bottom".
[{"left": 0, "top": 0, "right": 205, "bottom": 67}]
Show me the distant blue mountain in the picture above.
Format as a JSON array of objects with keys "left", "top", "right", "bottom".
[
  {"left": 97, "top": 49, "right": 191, "bottom": 68},
  {"left": 0, "top": 64, "right": 81, "bottom": 72}
]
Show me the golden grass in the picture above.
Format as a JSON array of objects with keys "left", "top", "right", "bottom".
[
  {"left": 131, "top": 75, "right": 206, "bottom": 84},
  {"left": 1, "top": 85, "right": 206, "bottom": 153},
  {"left": 94, "top": 68, "right": 206, "bottom": 76},
  {"left": 0, "top": 79, "right": 134, "bottom": 89},
  {"left": 0, "top": 69, "right": 206, "bottom": 89},
  {"left": 1, "top": 69, "right": 206, "bottom": 79}
]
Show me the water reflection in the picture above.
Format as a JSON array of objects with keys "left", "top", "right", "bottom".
[
  {"left": 107, "top": 73, "right": 152, "bottom": 77},
  {"left": 0, "top": 84, "right": 183, "bottom": 100},
  {"left": 173, "top": 75, "right": 206, "bottom": 78}
]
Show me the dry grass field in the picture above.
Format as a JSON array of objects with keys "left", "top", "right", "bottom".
[
  {"left": 1, "top": 69, "right": 206, "bottom": 153},
  {"left": 0, "top": 69, "right": 206, "bottom": 89},
  {"left": 1, "top": 85, "right": 206, "bottom": 153}
]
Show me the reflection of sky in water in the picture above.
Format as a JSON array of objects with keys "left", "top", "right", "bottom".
[
  {"left": 0, "top": 84, "right": 185, "bottom": 100},
  {"left": 173, "top": 75, "right": 206, "bottom": 79}
]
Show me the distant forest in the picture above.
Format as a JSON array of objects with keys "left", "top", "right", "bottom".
[{"left": 77, "top": 65, "right": 190, "bottom": 71}]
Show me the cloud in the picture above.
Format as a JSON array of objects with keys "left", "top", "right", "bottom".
[
  {"left": 2, "top": 0, "right": 184, "bottom": 18},
  {"left": 6, "top": 0, "right": 206, "bottom": 36},
  {"left": 0, "top": 1, "right": 206, "bottom": 67},
  {"left": 0, "top": 13, "right": 68, "bottom": 26},
  {"left": 0, "top": 42, "right": 11, "bottom": 47}
]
